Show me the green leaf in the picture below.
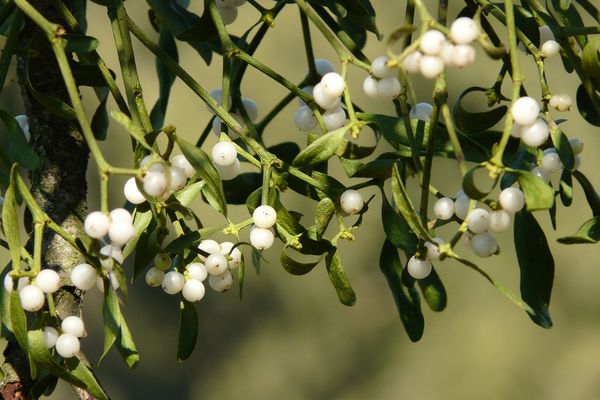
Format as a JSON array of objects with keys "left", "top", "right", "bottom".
[
  {"left": 0, "top": 110, "right": 39, "bottom": 169},
  {"left": 313, "top": 198, "right": 334, "bottom": 240},
  {"left": 391, "top": 164, "right": 433, "bottom": 242},
  {"left": 9, "top": 290, "right": 28, "bottom": 352},
  {"left": 91, "top": 87, "right": 109, "bottom": 141},
  {"left": 176, "top": 136, "right": 227, "bottom": 216},
  {"left": 268, "top": 142, "right": 301, "bottom": 164},
  {"left": 559, "top": 168, "right": 573, "bottom": 207},
  {"left": 573, "top": 171, "right": 600, "bottom": 216},
  {"left": 222, "top": 172, "right": 261, "bottom": 204},
  {"left": 3, "top": 169, "right": 21, "bottom": 271},
  {"left": 507, "top": 168, "right": 555, "bottom": 211},
  {"left": 292, "top": 126, "right": 349, "bottom": 167},
  {"left": 28, "top": 330, "right": 108, "bottom": 400},
  {"left": 280, "top": 250, "right": 322, "bottom": 275},
  {"left": 379, "top": 240, "right": 424, "bottom": 342},
  {"left": 581, "top": 39, "right": 600, "bottom": 85},
  {"left": 164, "top": 227, "right": 220, "bottom": 254},
  {"left": 64, "top": 34, "right": 99, "bottom": 53},
  {"left": 71, "top": 63, "right": 108, "bottom": 87},
  {"left": 417, "top": 267, "right": 447, "bottom": 312},
  {"left": 381, "top": 192, "right": 418, "bottom": 253},
  {"left": 122, "top": 206, "right": 153, "bottom": 258},
  {"left": 514, "top": 211, "right": 554, "bottom": 328},
  {"left": 150, "top": 22, "right": 178, "bottom": 130},
  {"left": 25, "top": 61, "right": 76, "bottom": 120},
  {"left": 101, "top": 288, "right": 139, "bottom": 368},
  {"left": 325, "top": 249, "right": 356, "bottom": 306},
  {"left": 177, "top": 299, "right": 198, "bottom": 362},
  {"left": 110, "top": 111, "right": 153, "bottom": 151},
  {"left": 576, "top": 84, "right": 600, "bottom": 126},
  {"left": 557, "top": 217, "right": 600, "bottom": 244},
  {"left": 549, "top": 123, "right": 574, "bottom": 170},
  {"left": 462, "top": 164, "right": 497, "bottom": 200},
  {"left": 452, "top": 87, "right": 508, "bottom": 134}
]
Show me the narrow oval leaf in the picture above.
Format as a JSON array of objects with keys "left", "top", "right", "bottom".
[
  {"left": 325, "top": 249, "right": 356, "bottom": 306},
  {"left": 292, "top": 126, "right": 349, "bottom": 167},
  {"left": 222, "top": 172, "right": 261, "bottom": 204},
  {"left": 557, "top": 216, "right": 600, "bottom": 244},
  {"left": 177, "top": 299, "right": 198, "bottom": 362},
  {"left": 391, "top": 164, "right": 433, "bottom": 242},
  {"left": 314, "top": 198, "right": 334, "bottom": 240},
  {"left": 452, "top": 87, "right": 508, "bottom": 134},
  {"left": 381, "top": 193, "right": 418, "bottom": 253},
  {"left": 379, "top": 240, "right": 424, "bottom": 342},
  {"left": 25, "top": 62, "right": 76, "bottom": 120},
  {"left": 3, "top": 171, "right": 21, "bottom": 272},
  {"left": 417, "top": 267, "right": 447, "bottom": 312},
  {"left": 507, "top": 168, "right": 555, "bottom": 211},
  {"left": 462, "top": 164, "right": 496, "bottom": 200},
  {"left": 281, "top": 250, "right": 321, "bottom": 275},
  {"left": 122, "top": 206, "right": 153, "bottom": 258},
  {"left": 102, "top": 288, "right": 139, "bottom": 368},
  {"left": 573, "top": 171, "right": 600, "bottom": 216},
  {"left": 576, "top": 84, "right": 600, "bottom": 126},
  {"left": 110, "top": 111, "right": 152, "bottom": 151},
  {"left": 514, "top": 211, "right": 554, "bottom": 328},
  {"left": 176, "top": 136, "right": 227, "bottom": 215},
  {"left": 9, "top": 290, "right": 28, "bottom": 352},
  {"left": 0, "top": 110, "right": 39, "bottom": 169}
]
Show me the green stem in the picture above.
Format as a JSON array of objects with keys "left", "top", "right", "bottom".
[
  {"left": 440, "top": 101, "right": 468, "bottom": 175},
  {"left": 32, "top": 222, "right": 43, "bottom": 274},
  {"left": 299, "top": 8, "right": 319, "bottom": 83},
  {"left": 107, "top": 0, "right": 153, "bottom": 133},
  {"left": 261, "top": 166, "right": 271, "bottom": 205}
]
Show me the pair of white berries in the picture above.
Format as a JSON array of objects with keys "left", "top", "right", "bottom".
[
  {"left": 403, "top": 18, "right": 479, "bottom": 79},
  {"left": 84, "top": 208, "right": 135, "bottom": 247},
  {"left": 249, "top": 205, "right": 277, "bottom": 251},
  {"left": 406, "top": 236, "right": 447, "bottom": 279},
  {"left": 4, "top": 269, "right": 60, "bottom": 312},
  {"left": 43, "top": 316, "right": 85, "bottom": 358},
  {"left": 215, "top": 0, "right": 246, "bottom": 25},
  {"left": 510, "top": 96, "right": 550, "bottom": 147},
  {"left": 211, "top": 140, "right": 241, "bottom": 181},
  {"left": 362, "top": 56, "right": 402, "bottom": 100}
]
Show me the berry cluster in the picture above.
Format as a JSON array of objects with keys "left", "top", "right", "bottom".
[
  {"left": 43, "top": 316, "right": 85, "bottom": 358},
  {"left": 4, "top": 269, "right": 60, "bottom": 311}
]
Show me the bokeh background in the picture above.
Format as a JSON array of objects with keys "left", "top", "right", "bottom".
[{"left": 2, "top": 1, "right": 600, "bottom": 399}]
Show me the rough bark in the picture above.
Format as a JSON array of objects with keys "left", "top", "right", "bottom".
[{"left": 1, "top": 1, "right": 92, "bottom": 399}]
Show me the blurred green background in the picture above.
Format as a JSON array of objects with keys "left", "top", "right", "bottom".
[{"left": 2, "top": 1, "right": 600, "bottom": 399}]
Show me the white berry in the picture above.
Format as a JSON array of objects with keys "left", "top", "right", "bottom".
[
  {"left": 182, "top": 279, "right": 206, "bottom": 302},
  {"left": 294, "top": 106, "right": 318, "bottom": 131},
  {"left": 425, "top": 238, "right": 445, "bottom": 261},
  {"left": 249, "top": 226, "right": 275, "bottom": 250},
  {"left": 471, "top": 232, "right": 498, "bottom": 257},
  {"left": 542, "top": 148, "right": 562, "bottom": 173},
  {"left": 198, "top": 240, "right": 221, "bottom": 261},
  {"left": 241, "top": 98, "right": 259, "bottom": 121},
  {"left": 212, "top": 113, "right": 244, "bottom": 139},
  {"left": 168, "top": 166, "right": 187, "bottom": 192},
  {"left": 420, "top": 30, "right": 446, "bottom": 55},
  {"left": 572, "top": 155, "right": 582, "bottom": 171},
  {"left": 409, "top": 103, "right": 433, "bottom": 122},
  {"left": 499, "top": 187, "right": 525, "bottom": 213},
  {"left": 215, "top": 158, "right": 240, "bottom": 180},
  {"left": 218, "top": 5, "right": 238, "bottom": 25},
  {"left": 84, "top": 211, "right": 110, "bottom": 239},
  {"left": 109, "top": 208, "right": 132, "bottom": 225},
  {"left": 403, "top": 51, "right": 422, "bottom": 74},
  {"left": 340, "top": 189, "right": 364, "bottom": 215},
  {"left": 209, "top": 270, "right": 233, "bottom": 292},
  {"left": 154, "top": 253, "right": 171, "bottom": 271},
  {"left": 35, "top": 269, "right": 60, "bottom": 294},
  {"left": 43, "top": 326, "right": 58, "bottom": 348},
  {"left": 208, "top": 89, "right": 232, "bottom": 111},
  {"left": 371, "top": 56, "right": 395, "bottom": 78},
  {"left": 569, "top": 137, "right": 584, "bottom": 154},
  {"left": 55, "top": 333, "right": 80, "bottom": 358},
  {"left": 71, "top": 264, "right": 98, "bottom": 291},
  {"left": 363, "top": 76, "right": 380, "bottom": 98},
  {"left": 323, "top": 107, "right": 346, "bottom": 131},
  {"left": 205, "top": 253, "right": 229, "bottom": 275},
  {"left": 186, "top": 263, "right": 208, "bottom": 282},
  {"left": 61, "top": 316, "right": 85, "bottom": 337},
  {"left": 108, "top": 221, "right": 135, "bottom": 247},
  {"left": 489, "top": 209, "right": 511, "bottom": 232},
  {"left": 220, "top": 242, "right": 242, "bottom": 269},
  {"left": 549, "top": 93, "right": 572, "bottom": 111},
  {"left": 466, "top": 208, "right": 490, "bottom": 233},
  {"left": 419, "top": 55, "right": 445, "bottom": 79},
  {"left": 253, "top": 205, "right": 277, "bottom": 228},
  {"left": 314, "top": 59, "right": 336, "bottom": 76},
  {"left": 376, "top": 77, "right": 402, "bottom": 100},
  {"left": 100, "top": 244, "right": 124, "bottom": 266},
  {"left": 510, "top": 123, "right": 523, "bottom": 138},
  {"left": 171, "top": 155, "right": 195, "bottom": 178},
  {"left": 211, "top": 141, "right": 238, "bottom": 166},
  {"left": 320, "top": 72, "right": 345, "bottom": 98},
  {"left": 433, "top": 197, "right": 455, "bottom": 220},
  {"left": 440, "top": 41, "right": 456, "bottom": 67},
  {"left": 313, "top": 83, "right": 341, "bottom": 110},
  {"left": 541, "top": 40, "right": 560, "bottom": 57},
  {"left": 451, "top": 17, "right": 479, "bottom": 44},
  {"left": 143, "top": 170, "right": 169, "bottom": 197},
  {"left": 531, "top": 166, "right": 551, "bottom": 184},
  {"left": 162, "top": 271, "right": 185, "bottom": 294},
  {"left": 451, "top": 44, "right": 476, "bottom": 68},
  {"left": 511, "top": 97, "right": 540, "bottom": 126},
  {"left": 407, "top": 256, "right": 432, "bottom": 279},
  {"left": 454, "top": 190, "right": 470, "bottom": 219},
  {"left": 19, "top": 285, "right": 45, "bottom": 312},
  {"left": 124, "top": 178, "right": 146, "bottom": 204},
  {"left": 145, "top": 267, "right": 164, "bottom": 287},
  {"left": 520, "top": 119, "right": 549, "bottom": 147}
]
